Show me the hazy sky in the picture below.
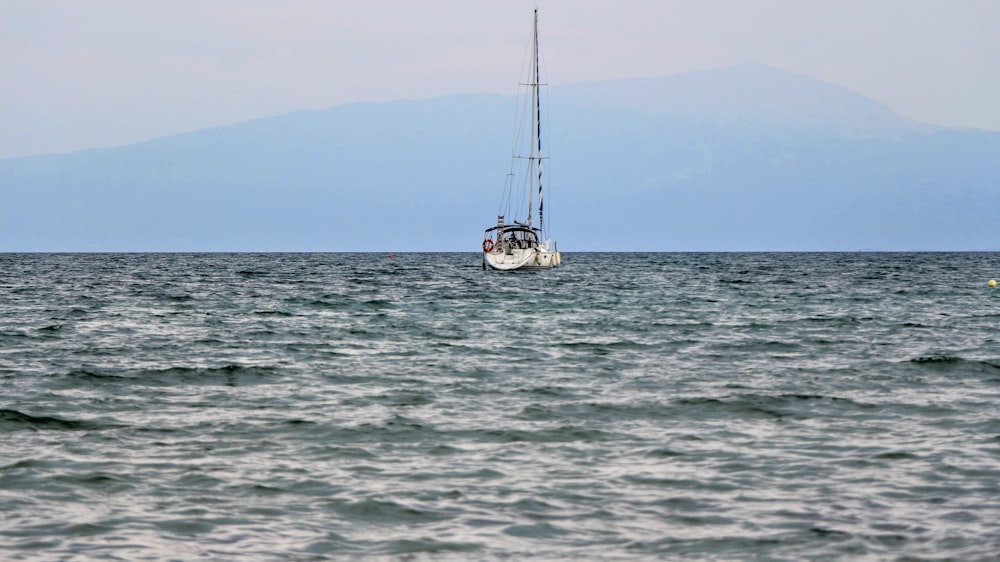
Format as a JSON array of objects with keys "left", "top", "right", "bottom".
[{"left": 2, "top": 0, "right": 998, "bottom": 158}]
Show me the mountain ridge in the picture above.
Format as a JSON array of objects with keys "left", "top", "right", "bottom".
[
  {"left": 555, "top": 63, "right": 925, "bottom": 136},
  {"left": 0, "top": 63, "right": 941, "bottom": 163}
]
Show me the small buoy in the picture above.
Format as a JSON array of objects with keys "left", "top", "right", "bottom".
[{"left": 990, "top": 279, "right": 997, "bottom": 287}]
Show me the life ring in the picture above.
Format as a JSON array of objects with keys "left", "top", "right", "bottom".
[{"left": 482, "top": 239, "right": 494, "bottom": 252}]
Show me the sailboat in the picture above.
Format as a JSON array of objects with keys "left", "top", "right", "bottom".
[{"left": 482, "top": 9, "right": 561, "bottom": 271}]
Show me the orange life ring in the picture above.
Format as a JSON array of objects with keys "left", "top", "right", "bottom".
[{"left": 482, "top": 239, "right": 494, "bottom": 252}]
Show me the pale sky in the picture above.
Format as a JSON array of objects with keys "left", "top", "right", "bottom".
[{"left": 2, "top": 0, "right": 998, "bottom": 159}]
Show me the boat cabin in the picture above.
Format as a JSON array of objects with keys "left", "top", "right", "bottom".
[{"left": 484, "top": 224, "right": 541, "bottom": 253}]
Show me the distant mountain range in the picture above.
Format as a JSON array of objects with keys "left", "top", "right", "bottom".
[{"left": 3, "top": 63, "right": 998, "bottom": 251}]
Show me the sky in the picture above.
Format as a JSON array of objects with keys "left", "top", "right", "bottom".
[{"left": 2, "top": 0, "right": 999, "bottom": 159}]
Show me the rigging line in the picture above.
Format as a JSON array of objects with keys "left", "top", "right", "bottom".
[
  {"left": 508, "top": 20, "right": 535, "bottom": 163},
  {"left": 539, "top": 46, "right": 552, "bottom": 240},
  {"left": 527, "top": 8, "right": 539, "bottom": 226},
  {"left": 500, "top": 24, "right": 535, "bottom": 222}
]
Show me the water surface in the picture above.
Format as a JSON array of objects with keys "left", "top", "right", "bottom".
[{"left": 2, "top": 252, "right": 999, "bottom": 560}]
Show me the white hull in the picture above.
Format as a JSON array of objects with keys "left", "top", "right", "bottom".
[{"left": 484, "top": 246, "right": 561, "bottom": 271}]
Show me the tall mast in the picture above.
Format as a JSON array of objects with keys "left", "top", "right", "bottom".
[{"left": 535, "top": 9, "right": 544, "bottom": 234}]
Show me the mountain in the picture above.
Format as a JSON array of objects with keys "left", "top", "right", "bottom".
[{"left": 2, "top": 63, "right": 998, "bottom": 251}]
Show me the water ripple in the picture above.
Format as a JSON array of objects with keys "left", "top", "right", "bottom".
[{"left": 1, "top": 252, "right": 999, "bottom": 560}]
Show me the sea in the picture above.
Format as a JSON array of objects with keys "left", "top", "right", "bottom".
[{"left": 2, "top": 252, "right": 999, "bottom": 561}]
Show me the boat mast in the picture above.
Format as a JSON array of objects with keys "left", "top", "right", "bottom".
[
  {"left": 526, "top": 9, "right": 540, "bottom": 229},
  {"left": 534, "top": 9, "right": 544, "bottom": 236}
]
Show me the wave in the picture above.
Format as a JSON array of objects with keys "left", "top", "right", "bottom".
[
  {"left": 253, "top": 310, "right": 293, "bottom": 316},
  {"left": 145, "top": 364, "right": 282, "bottom": 386},
  {"left": 0, "top": 408, "right": 118, "bottom": 432},
  {"left": 328, "top": 498, "right": 451, "bottom": 524},
  {"left": 54, "top": 365, "right": 281, "bottom": 388},
  {"left": 0, "top": 330, "right": 31, "bottom": 340},
  {"left": 911, "top": 355, "right": 966, "bottom": 364},
  {"left": 480, "top": 425, "right": 615, "bottom": 443},
  {"left": 908, "top": 355, "right": 1000, "bottom": 374},
  {"left": 513, "top": 393, "right": 876, "bottom": 425},
  {"left": 673, "top": 393, "right": 876, "bottom": 420},
  {"left": 379, "top": 538, "right": 482, "bottom": 556},
  {"left": 63, "top": 369, "right": 128, "bottom": 383}
]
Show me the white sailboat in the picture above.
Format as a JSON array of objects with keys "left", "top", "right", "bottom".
[{"left": 482, "top": 9, "right": 561, "bottom": 271}]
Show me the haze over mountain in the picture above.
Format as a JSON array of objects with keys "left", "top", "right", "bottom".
[
  {"left": 3, "top": 63, "right": 998, "bottom": 251},
  {"left": 556, "top": 63, "right": 925, "bottom": 136}
]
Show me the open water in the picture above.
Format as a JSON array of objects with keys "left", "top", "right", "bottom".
[{"left": 2, "top": 252, "right": 999, "bottom": 561}]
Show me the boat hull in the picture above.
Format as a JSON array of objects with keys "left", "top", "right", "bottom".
[{"left": 484, "top": 247, "right": 561, "bottom": 270}]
